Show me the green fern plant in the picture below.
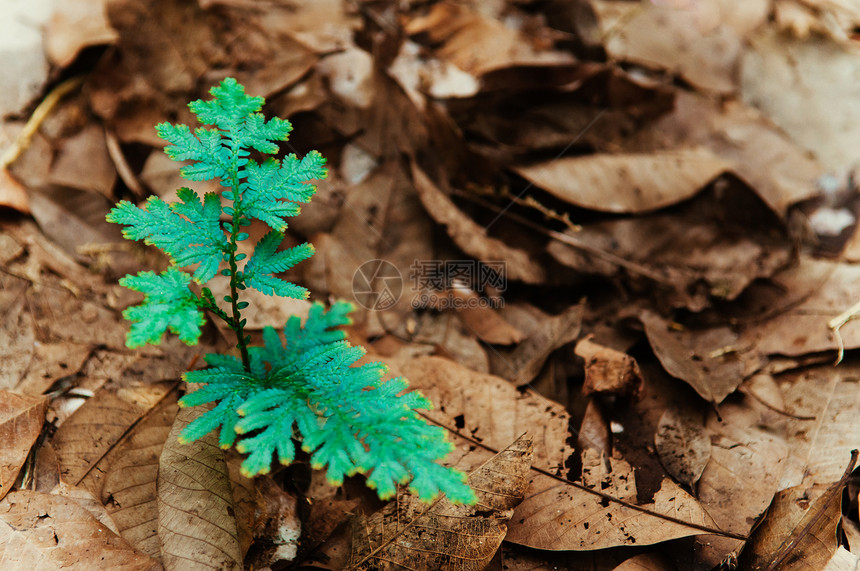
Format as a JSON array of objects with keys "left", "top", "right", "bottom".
[{"left": 107, "top": 78, "right": 476, "bottom": 504}]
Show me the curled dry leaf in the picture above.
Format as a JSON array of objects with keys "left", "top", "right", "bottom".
[
  {"left": 576, "top": 335, "right": 642, "bottom": 397},
  {"left": 0, "top": 391, "right": 47, "bottom": 501},
  {"left": 513, "top": 149, "right": 730, "bottom": 214},
  {"left": 0, "top": 489, "right": 159, "bottom": 570},
  {"left": 348, "top": 434, "right": 533, "bottom": 571},
  {"left": 157, "top": 401, "right": 242, "bottom": 571},
  {"left": 654, "top": 406, "right": 710, "bottom": 488}
]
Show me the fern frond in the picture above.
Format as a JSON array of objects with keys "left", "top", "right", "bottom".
[
  {"left": 155, "top": 123, "right": 230, "bottom": 181},
  {"left": 118, "top": 268, "right": 205, "bottom": 348},
  {"left": 243, "top": 152, "right": 327, "bottom": 232},
  {"left": 244, "top": 231, "right": 315, "bottom": 297},
  {"left": 106, "top": 189, "right": 227, "bottom": 283}
]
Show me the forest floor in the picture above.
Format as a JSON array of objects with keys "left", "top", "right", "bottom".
[{"left": 2, "top": 1, "right": 860, "bottom": 569}]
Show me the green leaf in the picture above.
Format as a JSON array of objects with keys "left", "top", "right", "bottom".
[
  {"left": 243, "top": 151, "right": 328, "bottom": 232},
  {"left": 244, "top": 231, "right": 315, "bottom": 297},
  {"left": 188, "top": 77, "right": 266, "bottom": 133},
  {"left": 119, "top": 268, "right": 205, "bottom": 348},
  {"left": 155, "top": 123, "right": 229, "bottom": 181},
  {"left": 106, "top": 189, "right": 227, "bottom": 283}
]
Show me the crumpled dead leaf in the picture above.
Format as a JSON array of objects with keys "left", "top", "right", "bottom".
[{"left": 349, "top": 434, "right": 533, "bottom": 571}]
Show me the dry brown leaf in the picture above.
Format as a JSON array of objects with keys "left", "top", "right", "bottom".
[
  {"left": 52, "top": 384, "right": 176, "bottom": 489},
  {"left": 0, "top": 391, "right": 47, "bottom": 500},
  {"left": 394, "top": 356, "right": 572, "bottom": 474},
  {"left": 411, "top": 162, "right": 546, "bottom": 285},
  {"left": 513, "top": 149, "right": 730, "bottom": 214},
  {"left": 489, "top": 303, "right": 583, "bottom": 386},
  {"left": 0, "top": 489, "right": 159, "bottom": 570},
  {"left": 348, "top": 434, "right": 533, "bottom": 570},
  {"left": 778, "top": 361, "right": 860, "bottom": 489},
  {"left": 44, "top": 0, "right": 117, "bottom": 67},
  {"left": 743, "top": 476, "right": 848, "bottom": 570},
  {"left": 547, "top": 194, "right": 793, "bottom": 312},
  {"left": 16, "top": 342, "right": 92, "bottom": 396},
  {"left": 611, "top": 552, "right": 676, "bottom": 570},
  {"left": 576, "top": 335, "right": 642, "bottom": 397},
  {"left": 577, "top": 398, "right": 611, "bottom": 456},
  {"left": 438, "top": 287, "right": 523, "bottom": 345},
  {"left": 96, "top": 393, "right": 179, "bottom": 561},
  {"left": 157, "top": 401, "right": 242, "bottom": 571},
  {"left": 640, "top": 311, "right": 760, "bottom": 405},
  {"left": 506, "top": 451, "right": 718, "bottom": 550},
  {"left": 739, "top": 258, "right": 860, "bottom": 357},
  {"left": 46, "top": 124, "right": 117, "bottom": 198},
  {"left": 694, "top": 397, "right": 788, "bottom": 566},
  {"left": 621, "top": 90, "right": 822, "bottom": 216},
  {"left": 654, "top": 406, "right": 710, "bottom": 488},
  {"left": 404, "top": 2, "right": 574, "bottom": 76},
  {"left": 0, "top": 289, "right": 35, "bottom": 391},
  {"left": 593, "top": 0, "right": 768, "bottom": 93}
]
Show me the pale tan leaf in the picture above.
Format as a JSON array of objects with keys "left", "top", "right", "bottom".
[
  {"left": 15, "top": 342, "right": 91, "bottom": 396},
  {"left": 741, "top": 27, "right": 860, "bottom": 173},
  {"left": 654, "top": 406, "right": 710, "bottom": 488},
  {"left": 348, "top": 435, "right": 533, "bottom": 570},
  {"left": 824, "top": 547, "right": 860, "bottom": 571},
  {"left": 0, "top": 489, "right": 159, "bottom": 570},
  {"left": 0, "top": 169, "right": 31, "bottom": 214},
  {"left": 157, "top": 402, "right": 241, "bottom": 571},
  {"left": 513, "top": 149, "right": 730, "bottom": 214},
  {"left": 0, "top": 391, "right": 47, "bottom": 500},
  {"left": 44, "top": 0, "right": 117, "bottom": 67}
]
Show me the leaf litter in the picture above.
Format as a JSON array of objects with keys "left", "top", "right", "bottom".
[{"left": 2, "top": 0, "right": 860, "bottom": 569}]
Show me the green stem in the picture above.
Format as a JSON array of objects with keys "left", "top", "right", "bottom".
[{"left": 228, "top": 217, "right": 251, "bottom": 372}]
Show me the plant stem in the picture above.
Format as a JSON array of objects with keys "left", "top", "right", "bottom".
[{"left": 227, "top": 217, "right": 251, "bottom": 372}]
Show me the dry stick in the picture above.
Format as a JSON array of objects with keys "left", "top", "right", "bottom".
[
  {"left": 0, "top": 76, "right": 84, "bottom": 169},
  {"left": 344, "top": 432, "right": 529, "bottom": 570},
  {"left": 419, "top": 412, "right": 749, "bottom": 542},
  {"left": 763, "top": 449, "right": 858, "bottom": 571}
]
